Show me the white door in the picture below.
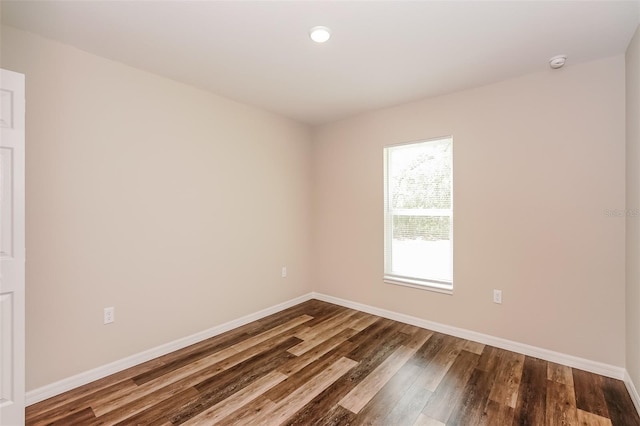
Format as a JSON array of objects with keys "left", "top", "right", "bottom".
[{"left": 0, "top": 69, "right": 25, "bottom": 425}]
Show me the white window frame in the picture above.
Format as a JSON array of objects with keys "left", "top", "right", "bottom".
[{"left": 383, "top": 136, "right": 453, "bottom": 294}]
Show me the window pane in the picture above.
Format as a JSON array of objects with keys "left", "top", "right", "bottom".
[
  {"left": 392, "top": 215, "right": 450, "bottom": 240},
  {"left": 389, "top": 140, "right": 451, "bottom": 210},
  {"left": 391, "top": 215, "right": 451, "bottom": 281}
]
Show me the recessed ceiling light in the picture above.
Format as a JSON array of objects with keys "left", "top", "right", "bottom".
[
  {"left": 549, "top": 54, "right": 567, "bottom": 69},
  {"left": 309, "top": 26, "right": 331, "bottom": 43}
]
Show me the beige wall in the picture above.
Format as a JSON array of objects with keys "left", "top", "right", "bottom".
[
  {"left": 312, "top": 55, "right": 626, "bottom": 366},
  {"left": 627, "top": 25, "right": 640, "bottom": 391},
  {"left": 0, "top": 26, "right": 313, "bottom": 391}
]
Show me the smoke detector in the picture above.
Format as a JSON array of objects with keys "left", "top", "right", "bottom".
[{"left": 549, "top": 55, "right": 567, "bottom": 69}]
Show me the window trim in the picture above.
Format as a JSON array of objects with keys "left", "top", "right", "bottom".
[
  {"left": 383, "top": 136, "right": 454, "bottom": 294},
  {"left": 383, "top": 276, "right": 454, "bottom": 295}
]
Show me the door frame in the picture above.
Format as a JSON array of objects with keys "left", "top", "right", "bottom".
[{"left": 0, "top": 68, "right": 26, "bottom": 426}]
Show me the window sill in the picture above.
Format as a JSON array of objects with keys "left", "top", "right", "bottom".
[{"left": 384, "top": 276, "right": 453, "bottom": 295}]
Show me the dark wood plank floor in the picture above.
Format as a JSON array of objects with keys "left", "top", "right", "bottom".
[{"left": 26, "top": 299, "right": 640, "bottom": 425}]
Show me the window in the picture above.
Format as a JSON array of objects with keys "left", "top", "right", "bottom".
[{"left": 384, "top": 137, "right": 453, "bottom": 293}]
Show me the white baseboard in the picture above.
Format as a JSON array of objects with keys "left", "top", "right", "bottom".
[
  {"left": 27, "top": 290, "right": 636, "bottom": 415},
  {"left": 25, "top": 293, "right": 314, "bottom": 406},
  {"left": 625, "top": 370, "right": 640, "bottom": 415},
  {"left": 311, "top": 292, "right": 627, "bottom": 381}
]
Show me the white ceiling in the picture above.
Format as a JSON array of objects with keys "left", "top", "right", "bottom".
[{"left": 1, "top": 1, "right": 639, "bottom": 125}]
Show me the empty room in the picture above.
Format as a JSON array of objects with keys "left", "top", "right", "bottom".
[{"left": 1, "top": 0, "right": 640, "bottom": 425}]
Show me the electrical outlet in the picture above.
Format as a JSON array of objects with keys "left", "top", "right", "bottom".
[
  {"left": 104, "top": 307, "right": 115, "bottom": 324},
  {"left": 281, "top": 266, "right": 287, "bottom": 278},
  {"left": 493, "top": 290, "right": 502, "bottom": 304}
]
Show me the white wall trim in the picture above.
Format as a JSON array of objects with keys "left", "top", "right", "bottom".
[
  {"left": 311, "top": 292, "right": 627, "bottom": 380},
  {"left": 25, "top": 293, "right": 314, "bottom": 406},
  {"left": 625, "top": 370, "right": 640, "bottom": 415},
  {"left": 27, "top": 291, "right": 636, "bottom": 414}
]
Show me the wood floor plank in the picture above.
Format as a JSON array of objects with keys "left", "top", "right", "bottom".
[
  {"left": 294, "top": 309, "right": 356, "bottom": 341},
  {"left": 48, "top": 407, "right": 96, "bottom": 425},
  {"left": 413, "top": 413, "right": 446, "bottom": 426},
  {"left": 250, "top": 356, "right": 358, "bottom": 425},
  {"left": 170, "top": 337, "right": 299, "bottom": 424},
  {"left": 577, "top": 409, "right": 613, "bottom": 426},
  {"left": 484, "top": 399, "right": 515, "bottom": 425},
  {"left": 26, "top": 379, "right": 138, "bottom": 426},
  {"left": 447, "top": 368, "right": 496, "bottom": 425},
  {"left": 268, "top": 343, "right": 358, "bottom": 406},
  {"left": 488, "top": 350, "right": 525, "bottom": 408},
  {"left": 476, "top": 345, "right": 505, "bottom": 373},
  {"left": 548, "top": 362, "right": 574, "bottom": 386},
  {"left": 256, "top": 300, "right": 339, "bottom": 331},
  {"left": 111, "top": 387, "right": 200, "bottom": 426},
  {"left": 182, "top": 371, "right": 288, "bottom": 425},
  {"left": 513, "top": 356, "right": 548, "bottom": 426},
  {"left": 350, "top": 361, "right": 424, "bottom": 425},
  {"left": 230, "top": 314, "right": 313, "bottom": 353},
  {"left": 91, "top": 347, "right": 240, "bottom": 417},
  {"left": 410, "top": 332, "right": 447, "bottom": 367},
  {"left": 339, "top": 329, "right": 431, "bottom": 413},
  {"left": 382, "top": 374, "right": 434, "bottom": 426},
  {"left": 283, "top": 322, "right": 410, "bottom": 425},
  {"left": 25, "top": 300, "right": 640, "bottom": 426},
  {"left": 421, "top": 350, "right": 480, "bottom": 423},
  {"left": 288, "top": 311, "right": 358, "bottom": 356},
  {"left": 91, "top": 335, "right": 301, "bottom": 424},
  {"left": 25, "top": 358, "right": 164, "bottom": 423},
  {"left": 215, "top": 395, "right": 276, "bottom": 425},
  {"left": 348, "top": 312, "right": 380, "bottom": 331},
  {"left": 450, "top": 347, "right": 516, "bottom": 426},
  {"left": 346, "top": 318, "right": 406, "bottom": 361},
  {"left": 415, "top": 334, "right": 466, "bottom": 392},
  {"left": 92, "top": 316, "right": 309, "bottom": 419},
  {"left": 280, "top": 302, "right": 346, "bottom": 330},
  {"left": 602, "top": 376, "right": 640, "bottom": 426},
  {"left": 278, "top": 327, "right": 358, "bottom": 377},
  {"left": 131, "top": 333, "right": 248, "bottom": 386},
  {"left": 463, "top": 340, "right": 486, "bottom": 355},
  {"left": 546, "top": 379, "right": 579, "bottom": 426},
  {"left": 306, "top": 404, "right": 357, "bottom": 426},
  {"left": 573, "top": 368, "right": 610, "bottom": 419}
]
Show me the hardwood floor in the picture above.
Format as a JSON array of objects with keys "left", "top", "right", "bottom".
[{"left": 26, "top": 300, "right": 640, "bottom": 425}]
